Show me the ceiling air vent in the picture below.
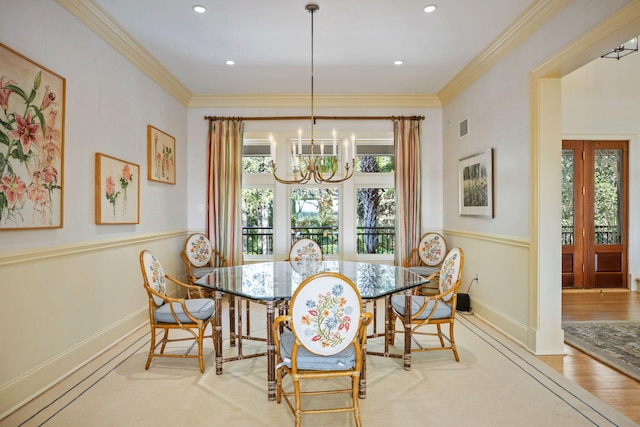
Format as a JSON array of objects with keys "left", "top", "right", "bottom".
[{"left": 459, "top": 118, "right": 469, "bottom": 139}]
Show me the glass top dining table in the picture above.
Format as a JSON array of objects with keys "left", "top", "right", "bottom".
[{"left": 195, "top": 260, "right": 428, "bottom": 400}]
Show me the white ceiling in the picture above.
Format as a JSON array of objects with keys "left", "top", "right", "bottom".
[{"left": 93, "top": 0, "right": 534, "bottom": 96}]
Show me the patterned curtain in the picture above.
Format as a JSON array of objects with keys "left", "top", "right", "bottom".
[
  {"left": 393, "top": 118, "right": 422, "bottom": 267},
  {"left": 207, "top": 119, "right": 244, "bottom": 266}
]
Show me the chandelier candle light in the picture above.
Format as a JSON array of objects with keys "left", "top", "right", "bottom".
[{"left": 269, "top": 3, "right": 356, "bottom": 184}]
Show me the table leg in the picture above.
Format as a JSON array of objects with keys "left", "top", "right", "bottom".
[
  {"left": 359, "top": 300, "right": 367, "bottom": 399},
  {"left": 266, "top": 300, "right": 276, "bottom": 401},
  {"left": 403, "top": 289, "right": 412, "bottom": 371},
  {"left": 228, "top": 294, "right": 236, "bottom": 347},
  {"left": 385, "top": 295, "right": 392, "bottom": 354},
  {"left": 215, "top": 290, "right": 224, "bottom": 375}
]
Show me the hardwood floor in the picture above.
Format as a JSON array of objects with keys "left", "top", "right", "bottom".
[{"left": 537, "top": 289, "right": 640, "bottom": 424}]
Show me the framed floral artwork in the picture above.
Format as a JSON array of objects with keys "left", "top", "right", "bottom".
[
  {"left": 0, "top": 43, "right": 65, "bottom": 230},
  {"left": 459, "top": 148, "right": 494, "bottom": 218},
  {"left": 147, "top": 125, "right": 175, "bottom": 184},
  {"left": 95, "top": 153, "right": 139, "bottom": 224}
]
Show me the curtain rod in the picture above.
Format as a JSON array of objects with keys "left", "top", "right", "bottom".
[{"left": 204, "top": 115, "right": 425, "bottom": 122}]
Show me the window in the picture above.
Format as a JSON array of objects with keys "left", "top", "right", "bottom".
[
  {"left": 242, "top": 131, "right": 395, "bottom": 260},
  {"left": 291, "top": 187, "right": 339, "bottom": 255}
]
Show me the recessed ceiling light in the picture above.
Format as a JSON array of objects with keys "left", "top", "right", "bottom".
[
  {"left": 423, "top": 4, "right": 437, "bottom": 13},
  {"left": 225, "top": 60, "right": 235, "bottom": 65},
  {"left": 394, "top": 60, "right": 404, "bottom": 65},
  {"left": 192, "top": 5, "right": 207, "bottom": 14}
]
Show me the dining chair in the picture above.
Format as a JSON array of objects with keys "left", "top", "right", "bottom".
[
  {"left": 288, "top": 238, "right": 323, "bottom": 264},
  {"left": 391, "top": 247, "right": 464, "bottom": 361},
  {"left": 405, "top": 232, "right": 448, "bottom": 295},
  {"left": 181, "top": 232, "right": 228, "bottom": 296},
  {"left": 139, "top": 250, "right": 216, "bottom": 373},
  {"left": 272, "top": 272, "right": 373, "bottom": 427},
  {"left": 182, "top": 232, "right": 263, "bottom": 354}
]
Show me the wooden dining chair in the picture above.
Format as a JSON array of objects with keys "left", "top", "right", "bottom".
[
  {"left": 405, "top": 232, "right": 448, "bottom": 295},
  {"left": 272, "top": 272, "right": 373, "bottom": 426},
  {"left": 139, "top": 250, "right": 216, "bottom": 372},
  {"left": 391, "top": 247, "right": 464, "bottom": 361},
  {"left": 182, "top": 232, "right": 264, "bottom": 355}
]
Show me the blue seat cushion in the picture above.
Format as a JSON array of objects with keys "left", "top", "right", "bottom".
[
  {"left": 391, "top": 295, "right": 452, "bottom": 320},
  {"left": 192, "top": 266, "right": 216, "bottom": 279},
  {"left": 279, "top": 330, "right": 357, "bottom": 371},
  {"left": 155, "top": 298, "right": 215, "bottom": 323}
]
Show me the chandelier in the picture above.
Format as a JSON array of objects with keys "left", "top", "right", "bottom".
[{"left": 269, "top": 3, "right": 355, "bottom": 184}]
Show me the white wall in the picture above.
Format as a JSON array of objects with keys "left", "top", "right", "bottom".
[
  {"left": 442, "top": 0, "right": 633, "bottom": 352},
  {"left": 0, "top": 0, "right": 188, "bottom": 416},
  {"left": 562, "top": 53, "right": 640, "bottom": 289}
]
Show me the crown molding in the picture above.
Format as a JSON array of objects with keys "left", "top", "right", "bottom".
[
  {"left": 57, "top": 0, "right": 193, "bottom": 106},
  {"left": 189, "top": 93, "right": 441, "bottom": 109},
  {"left": 438, "top": 0, "right": 571, "bottom": 106}
]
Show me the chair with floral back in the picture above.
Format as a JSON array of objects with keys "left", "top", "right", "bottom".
[
  {"left": 139, "top": 250, "right": 216, "bottom": 372},
  {"left": 391, "top": 247, "right": 464, "bottom": 361},
  {"left": 182, "top": 232, "right": 264, "bottom": 354},
  {"left": 181, "top": 233, "right": 228, "bottom": 296},
  {"left": 405, "top": 232, "right": 448, "bottom": 295},
  {"left": 272, "top": 272, "right": 373, "bottom": 427},
  {"left": 288, "top": 238, "right": 323, "bottom": 267}
]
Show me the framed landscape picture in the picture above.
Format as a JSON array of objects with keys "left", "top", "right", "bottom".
[
  {"left": 459, "top": 148, "right": 493, "bottom": 218},
  {"left": 0, "top": 43, "right": 65, "bottom": 230},
  {"left": 147, "top": 125, "right": 175, "bottom": 184},
  {"left": 95, "top": 153, "right": 140, "bottom": 224}
]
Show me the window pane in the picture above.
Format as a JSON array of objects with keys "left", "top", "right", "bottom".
[
  {"left": 242, "top": 156, "right": 272, "bottom": 174},
  {"left": 357, "top": 188, "right": 395, "bottom": 254},
  {"left": 356, "top": 144, "right": 394, "bottom": 173},
  {"left": 242, "top": 188, "right": 273, "bottom": 255},
  {"left": 561, "top": 149, "right": 574, "bottom": 245},
  {"left": 242, "top": 142, "right": 272, "bottom": 174},
  {"left": 291, "top": 188, "right": 339, "bottom": 255},
  {"left": 594, "top": 149, "right": 623, "bottom": 244}
]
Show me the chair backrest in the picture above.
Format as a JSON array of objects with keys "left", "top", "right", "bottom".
[
  {"left": 140, "top": 250, "right": 166, "bottom": 306},
  {"left": 438, "top": 248, "right": 464, "bottom": 301},
  {"left": 289, "top": 238, "right": 323, "bottom": 263},
  {"left": 417, "top": 232, "right": 447, "bottom": 267},
  {"left": 290, "top": 272, "right": 362, "bottom": 356},
  {"left": 184, "top": 233, "right": 213, "bottom": 267}
]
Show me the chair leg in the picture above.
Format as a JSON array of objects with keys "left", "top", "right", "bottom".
[
  {"left": 352, "top": 375, "right": 362, "bottom": 427},
  {"left": 293, "top": 377, "right": 303, "bottom": 427},
  {"left": 449, "top": 322, "right": 460, "bottom": 362},
  {"left": 436, "top": 324, "right": 446, "bottom": 347},
  {"left": 197, "top": 327, "right": 205, "bottom": 373},
  {"left": 145, "top": 326, "right": 156, "bottom": 370},
  {"left": 159, "top": 329, "right": 169, "bottom": 354}
]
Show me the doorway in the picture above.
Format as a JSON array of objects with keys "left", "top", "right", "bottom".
[{"left": 561, "top": 140, "right": 629, "bottom": 289}]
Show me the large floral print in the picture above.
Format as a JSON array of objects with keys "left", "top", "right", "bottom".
[{"left": 0, "top": 44, "right": 65, "bottom": 229}]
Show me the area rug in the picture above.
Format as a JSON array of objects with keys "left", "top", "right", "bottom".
[
  {"left": 5, "top": 313, "right": 636, "bottom": 427},
  {"left": 563, "top": 320, "right": 640, "bottom": 382}
]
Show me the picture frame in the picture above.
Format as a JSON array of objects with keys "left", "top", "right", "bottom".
[
  {"left": 0, "top": 43, "right": 65, "bottom": 230},
  {"left": 147, "top": 125, "right": 175, "bottom": 184},
  {"left": 95, "top": 153, "right": 140, "bottom": 224},
  {"left": 459, "top": 148, "right": 493, "bottom": 218}
]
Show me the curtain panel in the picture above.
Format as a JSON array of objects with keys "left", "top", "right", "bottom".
[
  {"left": 393, "top": 118, "right": 422, "bottom": 267},
  {"left": 207, "top": 120, "right": 244, "bottom": 266}
]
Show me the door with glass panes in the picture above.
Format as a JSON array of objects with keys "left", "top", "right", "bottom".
[{"left": 561, "top": 140, "right": 628, "bottom": 289}]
